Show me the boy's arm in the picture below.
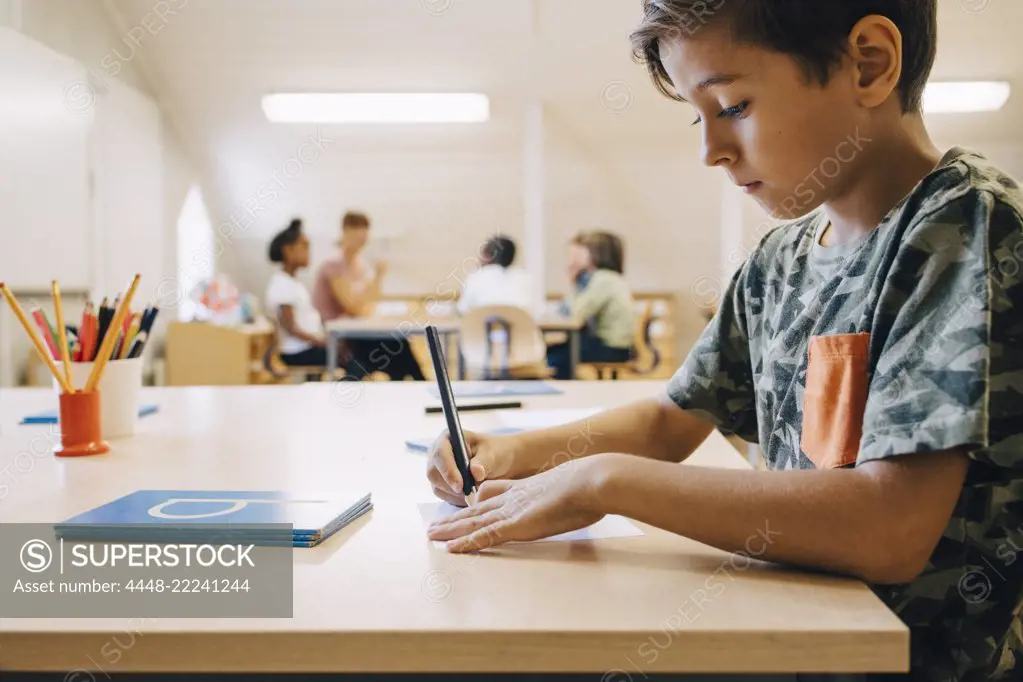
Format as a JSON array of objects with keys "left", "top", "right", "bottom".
[
  {"left": 507, "top": 395, "right": 714, "bottom": 477},
  {"left": 594, "top": 447, "right": 970, "bottom": 584}
]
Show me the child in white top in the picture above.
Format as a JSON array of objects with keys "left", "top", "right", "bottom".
[
  {"left": 457, "top": 236, "right": 535, "bottom": 315},
  {"left": 264, "top": 219, "right": 326, "bottom": 366}
]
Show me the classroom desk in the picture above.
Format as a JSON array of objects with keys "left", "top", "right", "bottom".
[
  {"left": 324, "top": 315, "right": 463, "bottom": 379},
  {"left": 324, "top": 314, "right": 585, "bottom": 380},
  {"left": 0, "top": 382, "right": 908, "bottom": 677}
]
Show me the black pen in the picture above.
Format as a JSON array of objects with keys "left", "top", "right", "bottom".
[
  {"left": 425, "top": 400, "right": 523, "bottom": 415},
  {"left": 425, "top": 325, "right": 478, "bottom": 504}
]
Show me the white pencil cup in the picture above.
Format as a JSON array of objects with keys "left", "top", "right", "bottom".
[{"left": 54, "top": 358, "right": 144, "bottom": 438}]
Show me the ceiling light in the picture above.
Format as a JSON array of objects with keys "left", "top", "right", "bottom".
[
  {"left": 261, "top": 93, "right": 490, "bottom": 123},
  {"left": 923, "top": 81, "right": 1010, "bottom": 114}
]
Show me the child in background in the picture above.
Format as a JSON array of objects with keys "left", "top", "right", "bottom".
[
  {"left": 457, "top": 236, "right": 534, "bottom": 315},
  {"left": 312, "top": 211, "right": 425, "bottom": 381},
  {"left": 265, "top": 219, "right": 327, "bottom": 367},
  {"left": 547, "top": 230, "right": 636, "bottom": 379},
  {"left": 427, "top": 2, "right": 1023, "bottom": 679}
]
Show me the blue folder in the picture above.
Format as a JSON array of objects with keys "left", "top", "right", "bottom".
[
  {"left": 20, "top": 404, "right": 159, "bottom": 425},
  {"left": 55, "top": 490, "right": 372, "bottom": 548},
  {"left": 425, "top": 381, "right": 562, "bottom": 399}
]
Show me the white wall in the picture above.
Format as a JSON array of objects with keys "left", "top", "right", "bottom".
[
  {"left": 210, "top": 111, "right": 723, "bottom": 361},
  {"left": 5, "top": 0, "right": 196, "bottom": 384}
]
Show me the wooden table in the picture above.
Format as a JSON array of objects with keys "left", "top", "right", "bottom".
[
  {"left": 324, "top": 314, "right": 585, "bottom": 380},
  {"left": 0, "top": 382, "right": 908, "bottom": 676}
]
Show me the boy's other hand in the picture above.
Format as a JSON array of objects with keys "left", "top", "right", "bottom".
[
  {"left": 427, "top": 455, "right": 609, "bottom": 551},
  {"left": 426, "top": 430, "right": 522, "bottom": 507}
]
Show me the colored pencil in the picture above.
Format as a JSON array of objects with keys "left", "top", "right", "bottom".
[
  {"left": 126, "top": 331, "right": 148, "bottom": 359},
  {"left": 0, "top": 283, "right": 74, "bottom": 394},
  {"left": 80, "top": 303, "right": 97, "bottom": 363},
  {"left": 85, "top": 274, "right": 141, "bottom": 392},
  {"left": 52, "top": 280, "right": 73, "bottom": 389},
  {"left": 31, "top": 308, "right": 60, "bottom": 359},
  {"left": 96, "top": 298, "right": 113, "bottom": 353},
  {"left": 120, "top": 313, "right": 141, "bottom": 359}
]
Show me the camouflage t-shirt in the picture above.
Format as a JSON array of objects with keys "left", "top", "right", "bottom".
[{"left": 667, "top": 147, "right": 1023, "bottom": 681}]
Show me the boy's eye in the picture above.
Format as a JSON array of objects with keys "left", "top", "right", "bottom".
[
  {"left": 718, "top": 100, "right": 750, "bottom": 119},
  {"left": 690, "top": 100, "right": 750, "bottom": 126}
]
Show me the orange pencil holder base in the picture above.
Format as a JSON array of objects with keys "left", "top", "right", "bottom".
[{"left": 54, "top": 390, "right": 110, "bottom": 457}]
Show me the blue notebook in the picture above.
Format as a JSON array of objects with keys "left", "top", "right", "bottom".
[
  {"left": 55, "top": 490, "right": 372, "bottom": 548},
  {"left": 405, "top": 427, "right": 524, "bottom": 452},
  {"left": 425, "top": 381, "right": 562, "bottom": 399},
  {"left": 20, "top": 404, "right": 159, "bottom": 425}
]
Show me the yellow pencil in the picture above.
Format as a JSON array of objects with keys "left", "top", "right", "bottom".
[
  {"left": 85, "top": 274, "right": 141, "bottom": 393},
  {"left": 51, "top": 280, "right": 74, "bottom": 390},
  {"left": 119, "top": 313, "right": 141, "bottom": 359},
  {"left": 0, "top": 282, "right": 74, "bottom": 394}
]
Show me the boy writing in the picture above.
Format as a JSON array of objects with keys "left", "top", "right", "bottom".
[{"left": 426, "top": 1, "right": 1022, "bottom": 679}]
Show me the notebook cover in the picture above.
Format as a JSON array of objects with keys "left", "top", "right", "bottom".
[{"left": 55, "top": 490, "right": 372, "bottom": 541}]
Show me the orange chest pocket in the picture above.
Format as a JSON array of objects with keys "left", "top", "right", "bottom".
[{"left": 800, "top": 332, "right": 871, "bottom": 469}]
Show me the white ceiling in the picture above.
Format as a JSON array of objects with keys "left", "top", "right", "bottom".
[
  {"left": 107, "top": 0, "right": 1023, "bottom": 140},
  {"left": 103, "top": 0, "right": 1023, "bottom": 231}
]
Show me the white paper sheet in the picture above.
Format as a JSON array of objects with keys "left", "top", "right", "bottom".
[
  {"left": 495, "top": 408, "right": 604, "bottom": 431},
  {"left": 418, "top": 501, "right": 643, "bottom": 548}
]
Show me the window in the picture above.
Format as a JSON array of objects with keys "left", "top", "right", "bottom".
[{"left": 175, "top": 183, "right": 214, "bottom": 321}]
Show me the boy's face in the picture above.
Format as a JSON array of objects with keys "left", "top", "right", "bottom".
[{"left": 659, "top": 26, "right": 869, "bottom": 219}]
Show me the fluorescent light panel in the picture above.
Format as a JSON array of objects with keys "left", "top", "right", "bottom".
[
  {"left": 262, "top": 93, "right": 490, "bottom": 123},
  {"left": 924, "top": 81, "right": 1010, "bottom": 114}
]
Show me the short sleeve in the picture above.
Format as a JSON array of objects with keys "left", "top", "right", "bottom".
[
  {"left": 667, "top": 261, "right": 758, "bottom": 442},
  {"left": 266, "top": 274, "right": 299, "bottom": 310},
  {"left": 858, "top": 193, "right": 1022, "bottom": 468}
]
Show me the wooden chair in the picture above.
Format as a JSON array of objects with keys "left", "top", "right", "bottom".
[
  {"left": 261, "top": 320, "right": 334, "bottom": 384},
  {"left": 459, "top": 305, "right": 554, "bottom": 380},
  {"left": 585, "top": 301, "right": 662, "bottom": 380}
]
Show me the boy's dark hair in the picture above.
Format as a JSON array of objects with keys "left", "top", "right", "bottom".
[
  {"left": 485, "top": 236, "right": 516, "bottom": 268},
  {"left": 573, "top": 231, "right": 625, "bottom": 274},
  {"left": 630, "top": 0, "right": 937, "bottom": 113},
  {"left": 342, "top": 211, "right": 370, "bottom": 229},
  {"left": 268, "top": 219, "right": 302, "bottom": 263}
]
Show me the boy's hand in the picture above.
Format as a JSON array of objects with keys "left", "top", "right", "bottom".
[
  {"left": 427, "top": 455, "right": 609, "bottom": 551},
  {"left": 426, "top": 431, "right": 524, "bottom": 507}
]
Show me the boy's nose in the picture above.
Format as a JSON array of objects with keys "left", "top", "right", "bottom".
[{"left": 701, "top": 125, "right": 738, "bottom": 169}]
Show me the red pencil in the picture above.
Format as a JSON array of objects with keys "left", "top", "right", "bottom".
[
  {"left": 77, "top": 303, "right": 90, "bottom": 361},
  {"left": 80, "top": 304, "right": 97, "bottom": 363},
  {"left": 31, "top": 309, "right": 59, "bottom": 359}
]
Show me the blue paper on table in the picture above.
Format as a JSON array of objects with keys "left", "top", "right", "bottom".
[
  {"left": 425, "top": 381, "right": 562, "bottom": 399},
  {"left": 405, "top": 427, "right": 524, "bottom": 453},
  {"left": 20, "top": 404, "right": 159, "bottom": 425},
  {"left": 54, "top": 490, "right": 372, "bottom": 548}
]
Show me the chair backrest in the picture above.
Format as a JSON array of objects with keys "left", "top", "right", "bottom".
[
  {"left": 459, "top": 305, "right": 546, "bottom": 378},
  {"left": 261, "top": 317, "right": 290, "bottom": 380},
  {"left": 633, "top": 301, "right": 662, "bottom": 374}
]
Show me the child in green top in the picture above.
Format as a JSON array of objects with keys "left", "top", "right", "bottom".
[
  {"left": 427, "top": 1, "right": 1023, "bottom": 679},
  {"left": 547, "top": 230, "right": 637, "bottom": 379}
]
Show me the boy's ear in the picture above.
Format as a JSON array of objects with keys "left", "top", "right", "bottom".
[{"left": 846, "top": 14, "right": 903, "bottom": 109}]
